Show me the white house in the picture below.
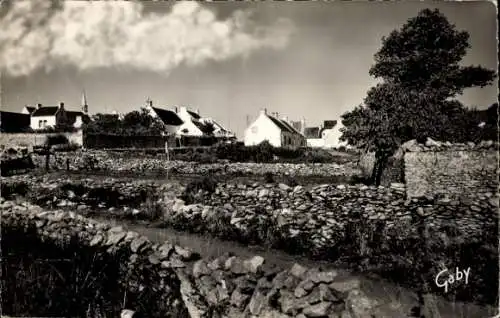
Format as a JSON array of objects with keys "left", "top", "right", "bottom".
[
  {"left": 200, "top": 117, "right": 236, "bottom": 139},
  {"left": 244, "top": 109, "right": 306, "bottom": 148},
  {"left": 144, "top": 101, "right": 184, "bottom": 135},
  {"left": 144, "top": 99, "right": 235, "bottom": 145},
  {"left": 26, "top": 92, "right": 89, "bottom": 130},
  {"left": 305, "top": 120, "right": 349, "bottom": 149}
]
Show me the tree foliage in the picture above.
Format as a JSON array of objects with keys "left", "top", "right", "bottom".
[
  {"left": 340, "top": 9, "right": 497, "bottom": 184},
  {"left": 84, "top": 108, "right": 165, "bottom": 135}
]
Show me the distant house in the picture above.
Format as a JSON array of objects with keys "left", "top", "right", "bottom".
[
  {"left": 145, "top": 101, "right": 184, "bottom": 135},
  {"left": 21, "top": 105, "right": 36, "bottom": 115},
  {"left": 29, "top": 102, "right": 89, "bottom": 131},
  {"left": 305, "top": 120, "right": 348, "bottom": 148},
  {"left": 144, "top": 100, "right": 235, "bottom": 146},
  {"left": 244, "top": 109, "right": 306, "bottom": 148},
  {"left": 25, "top": 92, "right": 90, "bottom": 131},
  {"left": 0, "top": 111, "right": 31, "bottom": 132}
]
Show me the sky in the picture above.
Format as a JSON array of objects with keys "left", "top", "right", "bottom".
[{"left": 0, "top": 1, "right": 497, "bottom": 139}]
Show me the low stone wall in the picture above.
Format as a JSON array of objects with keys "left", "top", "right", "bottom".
[
  {"left": 0, "top": 131, "right": 83, "bottom": 149},
  {"left": 30, "top": 150, "right": 361, "bottom": 177},
  {"left": 167, "top": 182, "right": 497, "bottom": 250},
  {"left": 2, "top": 201, "right": 380, "bottom": 318}
]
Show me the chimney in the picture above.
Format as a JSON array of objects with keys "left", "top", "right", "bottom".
[
  {"left": 282, "top": 116, "right": 289, "bottom": 123},
  {"left": 300, "top": 117, "right": 306, "bottom": 134},
  {"left": 59, "top": 102, "right": 65, "bottom": 109},
  {"left": 37, "top": 103, "right": 42, "bottom": 109},
  {"left": 260, "top": 108, "right": 267, "bottom": 116},
  {"left": 149, "top": 100, "right": 153, "bottom": 107},
  {"left": 174, "top": 106, "right": 178, "bottom": 113}
]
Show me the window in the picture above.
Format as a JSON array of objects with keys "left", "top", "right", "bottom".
[
  {"left": 43, "top": 120, "right": 47, "bottom": 127},
  {"left": 38, "top": 120, "right": 43, "bottom": 128}
]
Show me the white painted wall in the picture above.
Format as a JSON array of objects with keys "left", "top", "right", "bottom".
[
  {"left": 307, "top": 138, "right": 325, "bottom": 148},
  {"left": 31, "top": 116, "right": 56, "bottom": 130},
  {"left": 73, "top": 116, "right": 83, "bottom": 129},
  {"left": 322, "top": 124, "right": 348, "bottom": 148},
  {"left": 244, "top": 111, "right": 282, "bottom": 147},
  {"left": 176, "top": 106, "right": 204, "bottom": 137}
]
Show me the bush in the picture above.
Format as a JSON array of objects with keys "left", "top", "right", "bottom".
[
  {"left": 45, "top": 134, "right": 70, "bottom": 146},
  {"left": 180, "top": 176, "right": 218, "bottom": 205}
]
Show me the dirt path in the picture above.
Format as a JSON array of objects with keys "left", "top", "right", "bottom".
[{"left": 93, "top": 216, "right": 496, "bottom": 318}]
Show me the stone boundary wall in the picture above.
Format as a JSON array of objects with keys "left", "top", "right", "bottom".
[
  {"left": 165, "top": 183, "right": 497, "bottom": 253},
  {"left": 29, "top": 150, "right": 362, "bottom": 177},
  {"left": 356, "top": 140, "right": 498, "bottom": 198},
  {"left": 2, "top": 201, "right": 382, "bottom": 318},
  {"left": 0, "top": 131, "right": 83, "bottom": 149},
  {"left": 403, "top": 141, "right": 498, "bottom": 199}
]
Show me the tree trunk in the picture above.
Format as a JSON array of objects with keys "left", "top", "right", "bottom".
[{"left": 371, "top": 152, "right": 389, "bottom": 186}]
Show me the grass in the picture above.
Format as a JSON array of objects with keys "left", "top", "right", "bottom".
[{"left": 1, "top": 224, "right": 188, "bottom": 318}]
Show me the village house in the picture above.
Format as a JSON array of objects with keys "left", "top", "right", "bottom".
[
  {"left": 305, "top": 119, "right": 349, "bottom": 149},
  {"left": 0, "top": 111, "right": 31, "bottom": 133},
  {"left": 244, "top": 109, "right": 306, "bottom": 148},
  {"left": 145, "top": 99, "right": 235, "bottom": 146},
  {"left": 23, "top": 92, "right": 90, "bottom": 131}
]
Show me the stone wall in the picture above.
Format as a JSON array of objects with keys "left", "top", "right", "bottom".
[
  {"left": 30, "top": 150, "right": 361, "bottom": 177},
  {"left": 1, "top": 201, "right": 381, "bottom": 318},
  {"left": 403, "top": 141, "right": 498, "bottom": 199},
  {"left": 356, "top": 140, "right": 498, "bottom": 198},
  {"left": 0, "top": 131, "right": 83, "bottom": 149}
]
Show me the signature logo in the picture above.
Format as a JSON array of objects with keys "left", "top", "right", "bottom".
[{"left": 435, "top": 267, "right": 470, "bottom": 293}]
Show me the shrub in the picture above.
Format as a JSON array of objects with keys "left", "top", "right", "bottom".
[
  {"left": 180, "top": 176, "right": 218, "bottom": 205},
  {"left": 45, "top": 134, "right": 70, "bottom": 147}
]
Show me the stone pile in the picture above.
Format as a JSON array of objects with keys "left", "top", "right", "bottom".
[
  {"left": 2, "top": 201, "right": 380, "bottom": 318},
  {"left": 30, "top": 150, "right": 361, "bottom": 177}
]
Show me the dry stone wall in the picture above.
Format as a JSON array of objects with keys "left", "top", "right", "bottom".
[
  {"left": 29, "top": 150, "right": 361, "bottom": 177},
  {"left": 1, "top": 200, "right": 381, "bottom": 318},
  {"left": 403, "top": 141, "right": 498, "bottom": 199},
  {"left": 166, "top": 182, "right": 497, "bottom": 253},
  {"left": 0, "top": 131, "right": 83, "bottom": 149},
  {"left": 356, "top": 140, "right": 498, "bottom": 199}
]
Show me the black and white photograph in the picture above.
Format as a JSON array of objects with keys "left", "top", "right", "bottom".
[{"left": 0, "top": 1, "right": 498, "bottom": 317}]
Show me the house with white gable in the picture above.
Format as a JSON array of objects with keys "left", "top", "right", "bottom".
[
  {"left": 24, "top": 92, "right": 90, "bottom": 131},
  {"left": 244, "top": 109, "right": 306, "bottom": 148},
  {"left": 144, "top": 99, "right": 235, "bottom": 146},
  {"left": 305, "top": 120, "right": 350, "bottom": 149}
]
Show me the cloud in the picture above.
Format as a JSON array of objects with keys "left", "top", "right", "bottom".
[{"left": 0, "top": 1, "right": 294, "bottom": 77}]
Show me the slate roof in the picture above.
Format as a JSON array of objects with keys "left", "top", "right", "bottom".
[
  {"left": 31, "top": 106, "right": 59, "bottom": 117},
  {"left": 151, "top": 107, "right": 184, "bottom": 126},
  {"left": 323, "top": 120, "right": 337, "bottom": 130},
  {"left": 304, "top": 127, "right": 320, "bottom": 138},
  {"left": 0, "top": 111, "right": 31, "bottom": 132},
  {"left": 267, "top": 115, "right": 294, "bottom": 133},
  {"left": 193, "top": 120, "right": 214, "bottom": 135},
  {"left": 25, "top": 106, "right": 35, "bottom": 114},
  {"left": 187, "top": 110, "right": 201, "bottom": 119},
  {"left": 281, "top": 120, "right": 303, "bottom": 135}
]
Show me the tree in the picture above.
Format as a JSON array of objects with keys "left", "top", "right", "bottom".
[
  {"left": 83, "top": 113, "right": 121, "bottom": 134},
  {"left": 340, "top": 8, "right": 496, "bottom": 185}
]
